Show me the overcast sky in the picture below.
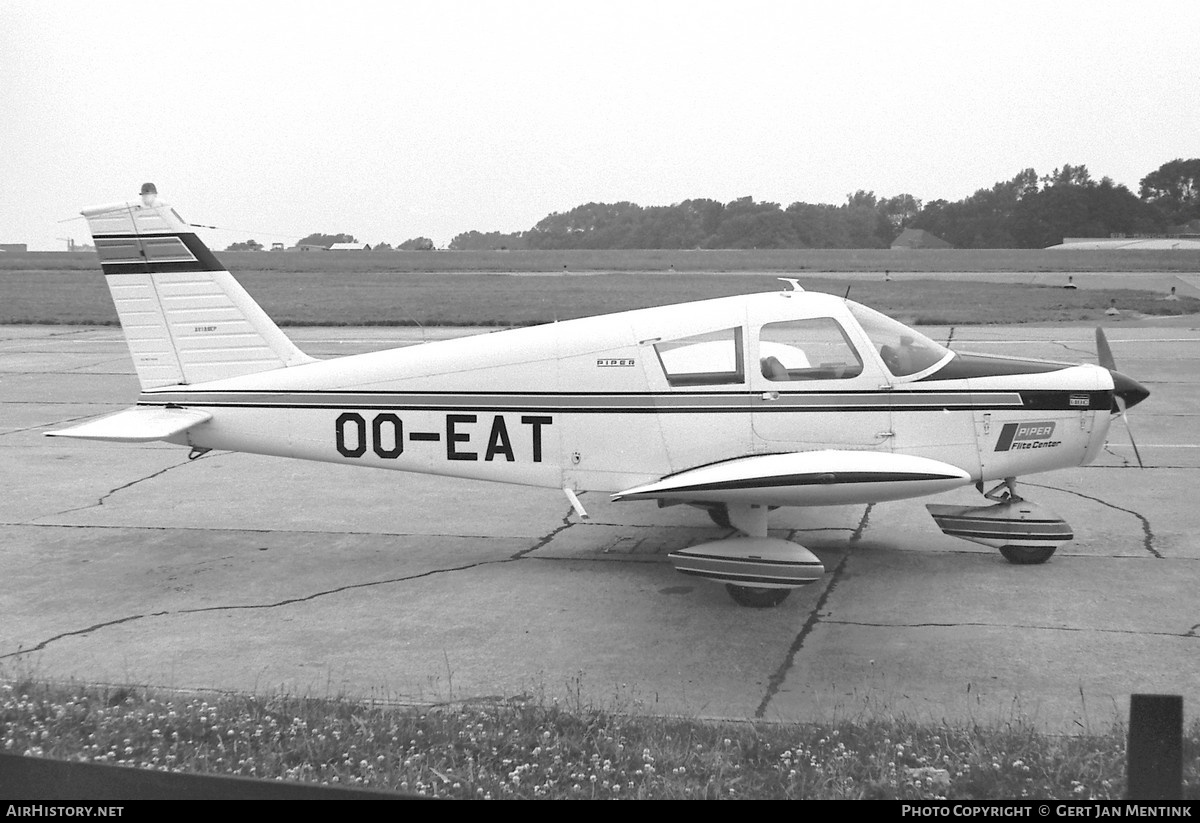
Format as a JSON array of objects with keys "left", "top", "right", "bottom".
[{"left": 2, "top": 0, "right": 1198, "bottom": 250}]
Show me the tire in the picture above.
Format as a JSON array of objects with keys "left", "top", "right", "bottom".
[
  {"left": 999, "top": 545, "right": 1056, "bottom": 565},
  {"left": 725, "top": 584, "right": 791, "bottom": 608}
]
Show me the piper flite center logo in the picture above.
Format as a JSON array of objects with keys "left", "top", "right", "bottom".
[{"left": 995, "top": 421, "right": 1061, "bottom": 451}]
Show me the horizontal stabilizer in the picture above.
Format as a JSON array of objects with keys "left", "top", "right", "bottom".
[
  {"left": 613, "top": 450, "right": 971, "bottom": 507},
  {"left": 46, "top": 407, "right": 212, "bottom": 443}
]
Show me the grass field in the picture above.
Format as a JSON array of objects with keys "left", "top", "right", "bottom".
[
  {"left": 5, "top": 248, "right": 1200, "bottom": 274},
  {"left": 2, "top": 252, "right": 1198, "bottom": 326},
  {"left": 6, "top": 677, "right": 1195, "bottom": 800}
]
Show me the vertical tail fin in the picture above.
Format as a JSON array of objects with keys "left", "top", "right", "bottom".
[{"left": 83, "top": 186, "right": 314, "bottom": 390}]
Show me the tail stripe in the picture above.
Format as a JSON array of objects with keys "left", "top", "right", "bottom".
[{"left": 95, "top": 232, "right": 223, "bottom": 274}]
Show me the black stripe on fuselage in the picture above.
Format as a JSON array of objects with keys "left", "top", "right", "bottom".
[
  {"left": 1018, "top": 390, "right": 1109, "bottom": 410},
  {"left": 134, "top": 388, "right": 1112, "bottom": 414}
]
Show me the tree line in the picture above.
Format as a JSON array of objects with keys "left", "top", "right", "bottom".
[
  {"left": 448, "top": 158, "right": 1199, "bottom": 250},
  {"left": 225, "top": 233, "right": 435, "bottom": 252}
]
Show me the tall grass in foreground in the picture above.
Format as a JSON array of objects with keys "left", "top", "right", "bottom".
[{"left": 3, "top": 678, "right": 1198, "bottom": 799}]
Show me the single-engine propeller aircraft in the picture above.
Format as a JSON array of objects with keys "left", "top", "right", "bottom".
[{"left": 48, "top": 186, "right": 1150, "bottom": 607}]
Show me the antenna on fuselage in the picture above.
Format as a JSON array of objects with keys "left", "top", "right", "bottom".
[{"left": 843, "top": 285, "right": 852, "bottom": 301}]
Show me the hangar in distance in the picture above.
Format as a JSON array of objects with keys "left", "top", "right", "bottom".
[{"left": 49, "top": 185, "right": 1149, "bottom": 607}]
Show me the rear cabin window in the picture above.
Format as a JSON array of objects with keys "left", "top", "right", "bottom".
[
  {"left": 759, "top": 318, "right": 863, "bottom": 381},
  {"left": 655, "top": 328, "right": 745, "bottom": 386}
]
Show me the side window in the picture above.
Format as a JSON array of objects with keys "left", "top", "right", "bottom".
[
  {"left": 846, "top": 302, "right": 951, "bottom": 377},
  {"left": 655, "top": 328, "right": 745, "bottom": 387},
  {"left": 759, "top": 318, "right": 863, "bottom": 381}
]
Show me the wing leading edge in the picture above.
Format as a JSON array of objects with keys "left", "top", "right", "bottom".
[{"left": 613, "top": 450, "right": 972, "bottom": 507}]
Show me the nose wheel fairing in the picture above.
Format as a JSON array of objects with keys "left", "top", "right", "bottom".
[{"left": 926, "top": 486, "right": 1073, "bottom": 564}]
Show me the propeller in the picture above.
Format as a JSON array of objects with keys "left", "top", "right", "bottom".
[{"left": 1095, "top": 327, "right": 1149, "bottom": 468}]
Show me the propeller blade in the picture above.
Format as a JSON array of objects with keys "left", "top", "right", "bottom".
[
  {"left": 1096, "top": 327, "right": 1116, "bottom": 371},
  {"left": 1098, "top": 328, "right": 1146, "bottom": 468},
  {"left": 1114, "top": 395, "right": 1145, "bottom": 468}
]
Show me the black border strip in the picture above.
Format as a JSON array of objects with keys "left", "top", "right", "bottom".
[
  {"left": 95, "top": 232, "right": 225, "bottom": 274},
  {"left": 633, "top": 471, "right": 962, "bottom": 494}
]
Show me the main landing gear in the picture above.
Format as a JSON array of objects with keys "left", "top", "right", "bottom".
[
  {"left": 671, "top": 503, "right": 824, "bottom": 608},
  {"left": 926, "top": 477, "right": 1074, "bottom": 565}
]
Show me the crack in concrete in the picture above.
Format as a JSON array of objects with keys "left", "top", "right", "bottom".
[
  {"left": 4, "top": 507, "right": 589, "bottom": 661},
  {"left": 1048, "top": 340, "right": 1097, "bottom": 359},
  {"left": 51, "top": 459, "right": 196, "bottom": 517},
  {"left": 0, "top": 329, "right": 97, "bottom": 344},
  {"left": 509, "top": 507, "right": 575, "bottom": 560},
  {"left": 0, "top": 413, "right": 100, "bottom": 438},
  {"left": 825, "top": 618, "right": 1200, "bottom": 641},
  {"left": 0, "top": 368, "right": 129, "bottom": 376},
  {"left": 1025, "top": 480, "right": 1160, "bottom": 558},
  {"left": 65, "top": 361, "right": 132, "bottom": 374},
  {"left": 0, "top": 520, "right": 570, "bottom": 542},
  {"left": 2, "top": 614, "right": 168, "bottom": 659},
  {"left": 0, "top": 560, "right": 499, "bottom": 661},
  {"left": 754, "top": 503, "right": 872, "bottom": 719},
  {"left": 2, "top": 497, "right": 876, "bottom": 667},
  {"left": 1103, "top": 443, "right": 1133, "bottom": 468}
]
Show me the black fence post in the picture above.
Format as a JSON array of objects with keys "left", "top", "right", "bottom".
[{"left": 1127, "top": 693, "right": 1183, "bottom": 800}]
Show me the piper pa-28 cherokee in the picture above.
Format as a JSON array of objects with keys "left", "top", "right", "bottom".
[{"left": 49, "top": 185, "right": 1150, "bottom": 607}]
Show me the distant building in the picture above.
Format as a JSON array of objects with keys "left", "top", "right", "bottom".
[
  {"left": 890, "top": 228, "right": 951, "bottom": 250},
  {"left": 1050, "top": 237, "right": 1200, "bottom": 250},
  {"left": 328, "top": 242, "right": 372, "bottom": 251},
  {"left": 0, "top": 243, "right": 27, "bottom": 252},
  {"left": 271, "top": 242, "right": 285, "bottom": 251},
  {"left": 1050, "top": 219, "right": 1200, "bottom": 249},
  {"left": 291, "top": 244, "right": 330, "bottom": 252}
]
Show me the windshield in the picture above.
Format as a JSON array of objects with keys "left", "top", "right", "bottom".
[{"left": 846, "top": 301, "right": 952, "bottom": 378}]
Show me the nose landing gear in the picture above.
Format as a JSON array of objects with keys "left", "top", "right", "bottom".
[{"left": 927, "top": 477, "right": 1073, "bottom": 565}]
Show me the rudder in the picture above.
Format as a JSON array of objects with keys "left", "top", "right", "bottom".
[{"left": 83, "top": 185, "right": 314, "bottom": 390}]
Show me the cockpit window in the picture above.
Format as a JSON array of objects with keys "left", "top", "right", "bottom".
[
  {"left": 759, "top": 318, "right": 863, "bottom": 381},
  {"left": 846, "top": 301, "right": 952, "bottom": 377},
  {"left": 655, "top": 327, "right": 745, "bottom": 386}
]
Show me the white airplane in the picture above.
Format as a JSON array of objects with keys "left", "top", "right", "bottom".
[{"left": 48, "top": 186, "right": 1149, "bottom": 607}]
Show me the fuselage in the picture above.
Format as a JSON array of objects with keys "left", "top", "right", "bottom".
[{"left": 140, "top": 290, "right": 1117, "bottom": 500}]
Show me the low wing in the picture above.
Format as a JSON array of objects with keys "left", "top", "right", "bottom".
[
  {"left": 613, "top": 450, "right": 971, "bottom": 507},
  {"left": 45, "top": 407, "right": 212, "bottom": 443}
]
